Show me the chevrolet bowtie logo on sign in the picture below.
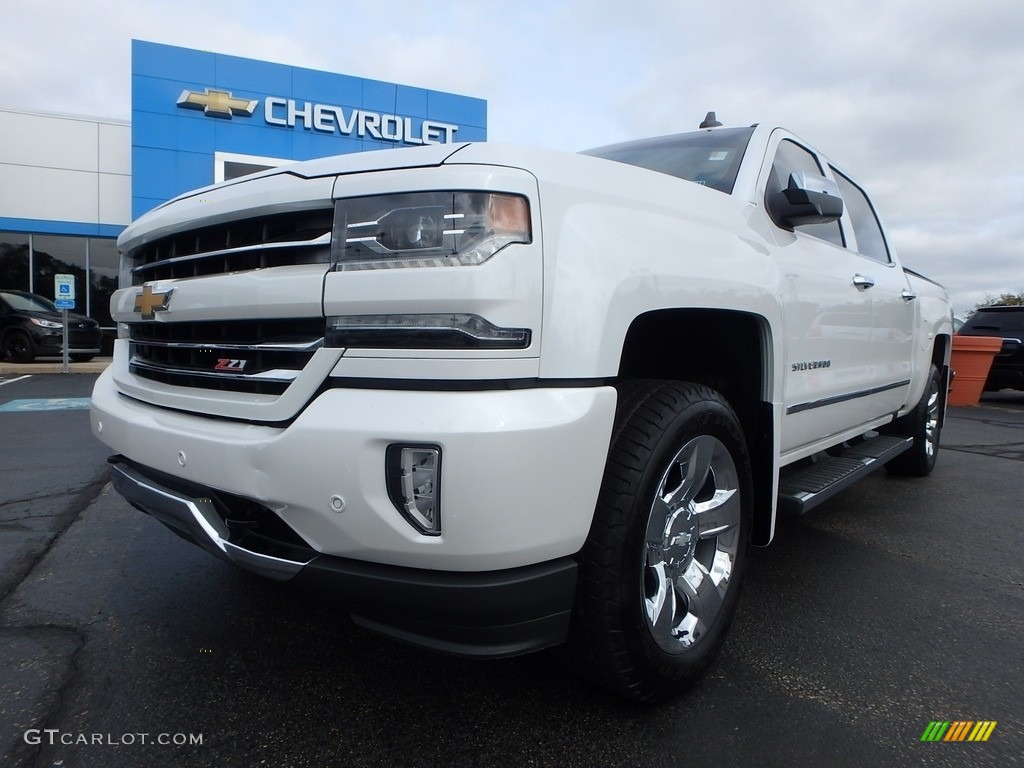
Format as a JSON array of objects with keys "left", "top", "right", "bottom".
[
  {"left": 134, "top": 285, "right": 174, "bottom": 320},
  {"left": 177, "top": 88, "right": 258, "bottom": 119}
]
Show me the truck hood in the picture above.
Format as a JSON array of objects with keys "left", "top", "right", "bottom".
[
  {"left": 120, "top": 143, "right": 474, "bottom": 252},
  {"left": 120, "top": 137, "right": 742, "bottom": 256}
]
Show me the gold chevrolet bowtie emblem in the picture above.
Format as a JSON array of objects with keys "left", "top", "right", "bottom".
[
  {"left": 134, "top": 285, "right": 174, "bottom": 320},
  {"left": 176, "top": 88, "right": 258, "bottom": 119}
]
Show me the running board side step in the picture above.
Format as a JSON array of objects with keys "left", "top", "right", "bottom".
[{"left": 777, "top": 435, "right": 913, "bottom": 516}]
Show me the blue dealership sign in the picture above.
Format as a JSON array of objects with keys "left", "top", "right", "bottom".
[{"left": 131, "top": 40, "right": 487, "bottom": 219}]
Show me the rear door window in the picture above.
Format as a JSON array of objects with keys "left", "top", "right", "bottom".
[{"left": 832, "top": 169, "right": 890, "bottom": 263}]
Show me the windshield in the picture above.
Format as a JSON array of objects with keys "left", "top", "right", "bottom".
[
  {"left": 0, "top": 292, "right": 58, "bottom": 313},
  {"left": 583, "top": 126, "right": 755, "bottom": 194}
]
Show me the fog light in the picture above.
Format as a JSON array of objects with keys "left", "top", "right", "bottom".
[{"left": 386, "top": 444, "right": 441, "bottom": 535}]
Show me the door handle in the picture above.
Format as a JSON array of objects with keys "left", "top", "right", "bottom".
[
  {"left": 901, "top": 289, "right": 918, "bottom": 302},
  {"left": 853, "top": 274, "right": 875, "bottom": 290}
]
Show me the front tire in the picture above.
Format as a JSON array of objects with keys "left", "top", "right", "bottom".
[{"left": 570, "top": 381, "right": 752, "bottom": 702}]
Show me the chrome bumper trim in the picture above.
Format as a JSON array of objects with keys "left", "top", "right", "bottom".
[{"left": 110, "top": 462, "right": 310, "bottom": 581}]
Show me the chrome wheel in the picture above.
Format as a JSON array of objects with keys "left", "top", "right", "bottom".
[
  {"left": 643, "top": 434, "right": 742, "bottom": 653},
  {"left": 570, "top": 381, "right": 751, "bottom": 701},
  {"left": 923, "top": 374, "right": 940, "bottom": 460}
]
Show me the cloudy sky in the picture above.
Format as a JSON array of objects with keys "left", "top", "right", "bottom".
[{"left": 4, "top": 0, "right": 1022, "bottom": 315}]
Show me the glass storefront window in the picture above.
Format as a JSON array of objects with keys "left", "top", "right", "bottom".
[
  {"left": 1, "top": 232, "right": 118, "bottom": 354},
  {"left": 89, "top": 238, "right": 119, "bottom": 328},
  {"left": 0, "top": 232, "right": 31, "bottom": 291},
  {"left": 32, "top": 235, "right": 87, "bottom": 305}
]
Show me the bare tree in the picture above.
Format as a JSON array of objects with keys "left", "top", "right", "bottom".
[{"left": 975, "top": 291, "right": 1024, "bottom": 310}]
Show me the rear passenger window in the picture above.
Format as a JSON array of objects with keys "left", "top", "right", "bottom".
[{"left": 833, "top": 170, "right": 890, "bottom": 263}]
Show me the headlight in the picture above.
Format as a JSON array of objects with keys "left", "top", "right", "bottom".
[
  {"left": 331, "top": 191, "right": 530, "bottom": 271},
  {"left": 30, "top": 318, "right": 63, "bottom": 329}
]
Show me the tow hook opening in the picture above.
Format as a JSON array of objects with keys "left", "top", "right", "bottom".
[{"left": 216, "top": 493, "right": 316, "bottom": 563}]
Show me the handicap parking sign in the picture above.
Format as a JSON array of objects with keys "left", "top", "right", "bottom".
[{"left": 54, "top": 274, "right": 75, "bottom": 310}]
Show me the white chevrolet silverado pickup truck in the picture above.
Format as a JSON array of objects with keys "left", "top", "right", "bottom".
[{"left": 91, "top": 116, "right": 953, "bottom": 701}]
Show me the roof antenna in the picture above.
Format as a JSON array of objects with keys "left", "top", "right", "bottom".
[{"left": 699, "top": 111, "right": 723, "bottom": 129}]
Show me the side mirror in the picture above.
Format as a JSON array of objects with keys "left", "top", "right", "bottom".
[{"left": 771, "top": 171, "right": 844, "bottom": 228}]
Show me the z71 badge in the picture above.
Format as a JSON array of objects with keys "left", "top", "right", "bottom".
[{"left": 214, "top": 359, "right": 248, "bottom": 372}]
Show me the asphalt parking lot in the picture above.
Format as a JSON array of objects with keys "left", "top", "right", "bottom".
[{"left": 0, "top": 367, "right": 1021, "bottom": 767}]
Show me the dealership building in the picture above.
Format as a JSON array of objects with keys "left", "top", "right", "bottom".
[{"left": 0, "top": 40, "right": 486, "bottom": 343}]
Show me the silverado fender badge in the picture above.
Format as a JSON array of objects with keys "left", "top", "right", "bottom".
[
  {"left": 792, "top": 360, "right": 832, "bottom": 372},
  {"left": 133, "top": 285, "right": 174, "bottom": 320}
]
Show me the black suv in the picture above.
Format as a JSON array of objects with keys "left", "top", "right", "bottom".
[
  {"left": 958, "top": 305, "right": 1024, "bottom": 391},
  {"left": 0, "top": 290, "right": 102, "bottom": 363}
]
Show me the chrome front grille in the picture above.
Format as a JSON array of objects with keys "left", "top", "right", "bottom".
[
  {"left": 128, "top": 208, "right": 334, "bottom": 284},
  {"left": 129, "top": 319, "right": 325, "bottom": 396}
]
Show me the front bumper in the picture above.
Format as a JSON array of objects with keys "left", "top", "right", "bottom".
[
  {"left": 109, "top": 456, "right": 577, "bottom": 656},
  {"left": 92, "top": 369, "right": 616, "bottom": 571}
]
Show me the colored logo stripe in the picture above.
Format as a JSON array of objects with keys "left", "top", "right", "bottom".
[
  {"left": 967, "top": 721, "right": 997, "bottom": 742},
  {"left": 921, "top": 721, "right": 997, "bottom": 742}
]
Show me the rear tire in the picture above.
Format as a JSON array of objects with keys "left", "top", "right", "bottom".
[
  {"left": 885, "top": 364, "right": 941, "bottom": 477},
  {"left": 570, "top": 381, "right": 752, "bottom": 702}
]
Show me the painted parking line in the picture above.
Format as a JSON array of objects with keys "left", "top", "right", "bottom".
[
  {"left": 0, "top": 398, "right": 92, "bottom": 412},
  {"left": 0, "top": 375, "right": 32, "bottom": 387}
]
